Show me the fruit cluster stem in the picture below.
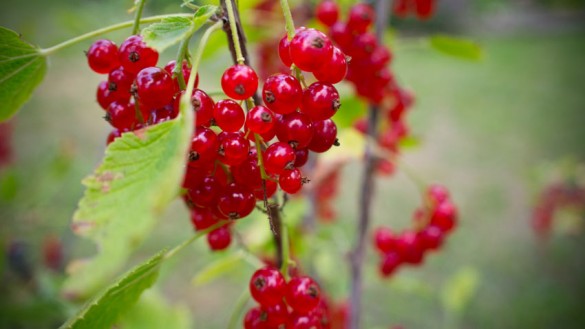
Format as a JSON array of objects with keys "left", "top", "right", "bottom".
[
  {"left": 279, "top": 0, "right": 296, "bottom": 39},
  {"left": 223, "top": 0, "right": 245, "bottom": 64},
  {"left": 348, "top": 1, "right": 392, "bottom": 329},
  {"left": 132, "top": 0, "right": 147, "bottom": 35}
]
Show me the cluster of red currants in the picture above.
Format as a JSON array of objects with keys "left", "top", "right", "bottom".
[
  {"left": 393, "top": 0, "right": 437, "bottom": 20},
  {"left": 373, "top": 184, "right": 458, "bottom": 277},
  {"left": 244, "top": 266, "right": 332, "bottom": 329},
  {"left": 87, "top": 36, "right": 199, "bottom": 143}
]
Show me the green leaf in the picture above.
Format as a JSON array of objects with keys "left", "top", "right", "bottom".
[
  {"left": 441, "top": 266, "right": 480, "bottom": 315},
  {"left": 0, "top": 27, "right": 47, "bottom": 122},
  {"left": 117, "top": 290, "right": 192, "bottom": 329},
  {"left": 334, "top": 95, "right": 366, "bottom": 129},
  {"left": 398, "top": 135, "right": 421, "bottom": 150},
  {"left": 141, "top": 6, "right": 218, "bottom": 53},
  {"left": 63, "top": 109, "right": 193, "bottom": 298},
  {"left": 429, "top": 35, "right": 483, "bottom": 61},
  {"left": 59, "top": 251, "right": 165, "bottom": 329},
  {"left": 191, "top": 251, "right": 245, "bottom": 286}
]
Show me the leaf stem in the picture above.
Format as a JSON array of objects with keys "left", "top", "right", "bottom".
[
  {"left": 164, "top": 220, "right": 229, "bottom": 260},
  {"left": 39, "top": 14, "right": 193, "bottom": 56},
  {"left": 132, "top": 0, "right": 147, "bottom": 35},
  {"left": 224, "top": 0, "right": 245, "bottom": 64},
  {"left": 279, "top": 0, "right": 296, "bottom": 39}
]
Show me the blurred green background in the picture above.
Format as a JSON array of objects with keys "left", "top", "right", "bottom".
[{"left": 1, "top": 0, "right": 585, "bottom": 328}]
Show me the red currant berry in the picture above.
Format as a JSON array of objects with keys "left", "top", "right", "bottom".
[
  {"left": 293, "top": 148, "right": 309, "bottom": 167},
  {"left": 174, "top": 89, "right": 215, "bottom": 127},
  {"left": 106, "top": 100, "right": 137, "bottom": 131},
  {"left": 278, "top": 34, "right": 293, "bottom": 67},
  {"left": 415, "top": 0, "right": 435, "bottom": 20},
  {"left": 350, "top": 32, "right": 378, "bottom": 62},
  {"left": 207, "top": 226, "right": 231, "bottom": 251},
  {"left": 249, "top": 266, "right": 286, "bottom": 306},
  {"left": 313, "top": 47, "right": 347, "bottom": 84},
  {"left": 118, "top": 35, "right": 158, "bottom": 74},
  {"left": 276, "top": 112, "right": 314, "bottom": 149},
  {"left": 246, "top": 105, "right": 276, "bottom": 135},
  {"left": 300, "top": 82, "right": 341, "bottom": 121},
  {"left": 393, "top": 0, "right": 410, "bottom": 17},
  {"left": 264, "top": 142, "right": 296, "bottom": 176},
  {"left": 187, "top": 175, "right": 223, "bottom": 209},
  {"left": 217, "top": 132, "right": 250, "bottom": 166},
  {"left": 286, "top": 276, "right": 321, "bottom": 314},
  {"left": 188, "top": 126, "right": 218, "bottom": 168},
  {"left": 347, "top": 3, "right": 375, "bottom": 33},
  {"left": 213, "top": 99, "right": 245, "bottom": 132},
  {"left": 329, "top": 22, "right": 353, "bottom": 51},
  {"left": 308, "top": 119, "right": 337, "bottom": 153},
  {"left": 106, "top": 129, "right": 121, "bottom": 145},
  {"left": 244, "top": 307, "right": 268, "bottom": 329},
  {"left": 164, "top": 60, "right": 198, "bottom": 90},
  {"left": 233, "top": 156, "right": 263, "bottom": 189},
  {"left": 221, "top": 64, "right": 258, "bottom": 100},
  {"left": 107, "top": 66, "right": 134, "bottom": 100},
  {"left": 182, "top": 164, "right": 212, "bottom": 190},
  {"left": 217, "top": 183, "right": 256, "bottom": 220},
  {"left": 135, "top": 67, "right": 175, "bottom": 109},
  {"left": 252, "top": 179, "right": 278, "bottom": 201},
  {"left": 373, "top": 227, "right": 397, "bottom": 253},
  {"left": 380, "top": 251, "right": 402, "bottom": 277},
  {"left": 316, "top": 0, "right": 340, "bottom": 27},
  {"left": 286, "top": 313, "right": 321, "bottom": 329},
  {"left": 279, "top": 168, "right": 304, "bottom": 194},
  {"left": 431, "top": 201, "right": 457, "bottom": 233},
  {"left": 418, "top": 225, "right": 444, "bottom": 250},
  {"left": 189, "top": 207, "right": 218, "bottom": 231},
  {"left": 395, "top": 231, "right": 424, "bottom": 265},
  {"left": 290, "top": 28, "right": 333, "bottom": 72},
  {"left": 427, "top": 184, "right": 450, "bottom": 205},
  {"left": 86, "top": 39, "right": 119, "bottom": 74},
  {"left": 262, "top": 302, "right": 288, "bottom": 327},
  {"left": 263, "top": 74, "right": 302, "bottom": 115},
  {"left": 97, "top": 81, "right": 118, "bottom": 110}
]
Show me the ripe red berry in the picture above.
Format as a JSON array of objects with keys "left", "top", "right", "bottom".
[
  {"left": 380, "top": 251, "right": 401, "bottom": 277},
  {"left": 427, "top": 184, "right": 450, "bottom": 205},
  {"left": 243, "top": 307, "right": 267, "bottom": 329},
  {"left": 217, "top": 132, "right": 250, "bottom": 166},
  {"left": 207, "top": 226, "right": 231, "bottom": 251},
  {"left": 106, "top": 100, "right": 137, "bottom": 131},
  {"left": 249, "top": 267, "right": 286, "bottom": 306},
  {"left": 221, "top": 64, "right": 258, "bottom": 100},
  {"left": 300, "top": 82, "right": 341, "bottom": 121},
  {"left": 293, "top": 148, "right": 309, "bottom": 167},
  {"left": 276, "top": 112, "right": 314, "bottom": 149},
  {"left": 286, "top": 313, "right": 321, "bottom": 329},
  {"left": 263, "top": 74, "right": 302, "bottom": 115},
  {"left": 279, "top": 168, "right": 304, "bottom": 194},
  {"left": 262, "top": 302, "right": 288, "bottom": 327},
  {"left": 86, "top": 39, "right": 119, "bottom": 74},
  {"left": 107, "top": 66, "right": 134, "bottom": 101},
  {"left": 106, "top": 129, "right": 121, "bottom": 145},
  {"left": 246, "top": 105, "right": 276, "bottom": 134},
  {"left": 97, "top": 81, "right": 118, "bottom": 110},
  {"left": 347, "top": 3, "right": 375, "bottom": 33},
  {"left": 189, "top": 207, "right": 218, "bottom": 231},
  {"left": 373, "top": 227, "right": 397, "bottom": 253},
  {"left": 164, "top": 60, "right": 198, "bottom": 90},
  {"left": 188, "top": 126, "right": 218, "bottom": 168},
  {"left": 217, "top": 182, "right": 256, "bottom": 220},
  {"left": 316, "top": 0, "right": 340, "bottom": 27},
  {"left": 118, "top": 35, "right": 159, "bottom": 74},
  {"left": 418, "top": 225, "right": 444, "bottom": 250},
  {"left": 187, "top": 175, "right": 223, "bottom": 209},
  {"left": 286, "top": 276, "right": 321, "bottom": 314},
  {"left": 135, "top": 67, "right": 176, "bottom": 109},
  {"left": 308, "top": 119, "right": 337, "bottom": 153},
  {"left": 174, "top": 89, "right": 215, "bottom": 127},
  {"left": 329, "top": 22, "right": 353, "bottom": 51},
  {"left": 278, "top": 34, "right": 293, "bottom": 67},
  {"left": 264, "top": 142, "right": 296, "bottom": 176},
  {"left": 289, "top": 28, "right": 333, "bottom": 72},
  {"left": 214, "top": 99, "right": 245, "bottom": 132},
  {"left": 252, "top": 179, "right": 278, "bottom": 201},
  {"left": 313, "top": 47, "right": 347, "bottom": 84},
  {"left": 395, "top": 231, "right": 424, "bottom": 265},
  {"left": 414, "top": 0, "right": 435, "bottom": 20},
  {"left": 431, "top": 201, "right": 457, "bottom": 233}
]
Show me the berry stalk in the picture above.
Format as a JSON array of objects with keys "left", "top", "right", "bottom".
[
  {"left": 131, "top": 0, "right": 147, "bottom": 35},
  {"left": 279, "top": 0, "right": 296, "bottom": 40},
  {"left": 223, "top": 0, "right": 245, "bottom": 64}
]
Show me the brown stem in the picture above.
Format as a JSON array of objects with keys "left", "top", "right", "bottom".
[{"left": 348, "top": 1, "right": 391, "bottom": 328}]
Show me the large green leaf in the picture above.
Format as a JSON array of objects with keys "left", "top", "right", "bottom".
[
  {"left": 59, "top": 251, "right": 165, "bottom": 329},
  {"left": 0, "top": 27, "right": 47, "bottom": 121},
  {"left": 117, "top": 290, "right": 192, "bottom": 329},
  {"left": 142, "top": 6, "right": 218, "bottom": 52},
  {"left": 429, "top": 34, "right": 483, "bottom": 61},
  {"left": 63, "top": 106, "right": 193, "bottom": 298}
]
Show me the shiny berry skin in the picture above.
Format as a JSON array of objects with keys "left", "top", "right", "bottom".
[
  {"left": 290, "top": 28, "right": 333, "bottom": 72},
  {"left": 106, "top": 101, "right": 136, "bottom": 131},
  {"left": 175, "top": 89, "right": 215, "bottom": 127},
  {"left": 262, "top": 302, "right": 289, "bottom": 327},
  {"left": 395, "top": 231, "right": 424, "bottom": 265},
  {"left": 431, "top": 201, "right": 457, "bottom": 233},
  {"left": 97, "top": 81, "right": 118, "bottom": 109},
  {"left": 380, "top": 251, "right": 401, "bottom": 277},
  {"left": 415, "top": 0, "right": 435, "bottom": 20},
  {"left": 252, "top": 179, "right": 278, "bottom": 201},
  {"left": 279, "top": 168, "right": 304, "bottom": 194},
  {"left": 427, "top": 184, "right": 450, "bottom": 204},
  {"left": 264, "top": 142, "right": 296, "bottom": 176},
  {"left": 263, "top": 74, "right": 302, "bottom": 115},
  {"left": 106, "top": 129, "right": 121, "bottom": 145},
  {"left": 135, "top": 67, "right": 175, "bottom": 110},
  {"left": 189, "top": 207, "right": 218, "bottom": 230},
  {"left": 276, "top": 112, "right": 314, "bottom": 149},
  {"left": 86, "top": 39, "right": 119, "bottom": 74},
  {"left": 286, "top": 276, "right": 321, "bottom": 314},
  {"left": 313, "top": 47, "right": 347, "bottom": 84},
  {"left": 329, "top": 22, "right": 353, "bottom": 51},
  {"left": 249, "top": 267, "right": 286, "bottom": 306},
  {"left": 118, "top": 35, "right": 159, "bottom": 74},
  {"left": 347, "top": 3, "right": 375, "bottom": 33},
  {"left": 278, "top": 34, "right": 293, "bottom": 67},
  {"left": 207, "top": 226, "right": 231, "bottom": 251},
  {"left": 418, "top": 225, "right": 444, "bottom": 250},
  {"left": 217, "top": 132, "right": 250, "bottom": 166},
  {"left": 187, "top": 175, "right": 222, "bottom": 209},
  {"left": 373, "top": 227, "right": 396, "bottom": 253},
  {"left": 164, "top": 60, "right": 198, "bottom": 90},
  {"left": 316, "top": 0, "right": 340, "bottom": 27},
  {"left": 300, "top": 82, "right": 341, "bottom": 121},
  {"left": 293, "top": 148, "right": 309, "bottom": 167},
  {"left": 286, "top": 313, "right": 321, "bottom": 329},
  {"left": 233, "top": 155, "right": 263, "bottom": 189},
  {"left": 243, "top": 307, "right": 267, "bottom": 329},
  {"left": 221, "top": 64, "right": 259, "bottom": 100},
  {"left": 214, "top": 99, "right": 245, "bottom": 132},
  {"left": 107, "top": 66, "right": 134, "bottom": 100},
  {"left": 188, "top": 126, "right": 218, "bottom": 168},
  {"left": 308, "top": 119, "right": 337, "bottom": 153},
  {"left": 217, "top": 183, "right": 255, "bottom": 220},
  {"left": 246, "top": 105, "right": 276, "bottom": 135}
]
